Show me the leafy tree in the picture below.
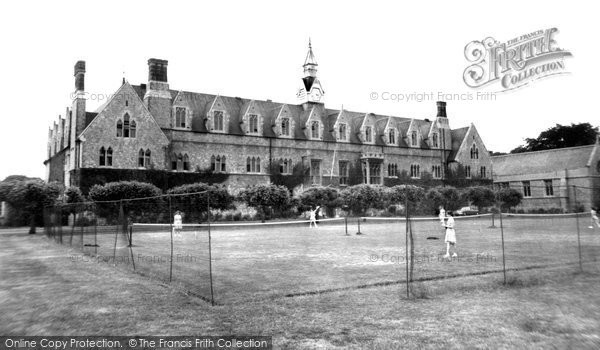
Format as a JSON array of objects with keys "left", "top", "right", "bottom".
[
  {"left": 461, "top": 186, "right": 496, "bottom": 209},
  {"left": 387, "top": 185, "right": 425, "bottom": 213},
  {"left": 511, "top": 123, "right": 599, "bottom": 153},
  {"left": 339, "top": 184, "right": 388, "bottom": 215},
  {"left": 298, "top": 186, "right": 340, "bottom": 216},
  {"left": 167, "top": 182, "right": 233, "bottom": 222},
  {"left": 438, "top": 186, "right": 464, "bottom": 211},
  {"left": 2, "top": 179, "right": 61, "bottom": 233},
  {"left": 238, "top": 184, "right": 291, "bottom": 220},
  {"left": 495, "top": 188, "right": 523, "bottom": 211}
]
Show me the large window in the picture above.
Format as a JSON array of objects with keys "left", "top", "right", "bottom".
[
  {"left": 339, "top": 161, "right": 349, "bottom": 185},
  {"left": 310, "top": 159, "right": 321, "bottom": 185},
  {"left": 338, "top": 123, "right": 347, "bottom": 141},
  {"left": 544, "top": 179, "right": 554, "bottom": 196},
  {"left": 522, "top": 181, "right": 531, "bottom": 197},
  {"left": 138, "top": 149, "right": 151, "bottom": 168},
  {"left": 117, "top": 113, "right": 136, "bottom": 138},
  {"left": 211, "top": 155, "right": 226, "bottom": 173},
  {"left": 123, "top": 114, "right": 131, "bottom": 138},
  {"left": 248, "top": 114, "right": 259, "bottom": 134},
  {"left": 281, "top": 118, "right": 290, "bottom": 136},
  {"left": 369, "top": 162, "right": 381, "bottom": 185},
  {"left": 410, "top": 164, "right": 420, "bottom": 178},
  {"left": 213, "top": 111, "right": 224, "bottom": 131},
  {"left": 279, "top": 158, "right": 293, "bottom": 175},
  {"left": 116, "top": 120, "right": 123, "bottom": 137},
  {"left": 99, "top": 147, "right": 113, "bottom": 167},
  {"left": 388, "top": 163, "right": 398, "bottom": 177},
  {"left": 171, "top": 153, "right": 190, "bottom": 171},
  {"left": 175, "top": 107, "right": 186, "bottom": 128},
  {"left": 470, "top": 144, "right": 479, "bottom": 159},
  {"left": 465, "top": 165, "right": 471, "bottom": 179},
  {"left": 480, "top": 166, "right": 487, "bottom": 178},
  {"left": 310, "top": 121, "right": 320, "bottom": 139},
  {"left": 432, "top": 165, "right": 442, "bottom": 179},
  {"left": 246, "top": 157, "right": 261, "bottom": 173}
]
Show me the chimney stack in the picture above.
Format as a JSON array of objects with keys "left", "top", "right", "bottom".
[
  {"left": 74, "top": 61, "right": 86, "bottom": 91},
  {"left": 436, "top": 101, "right": 447, "bottom": 118},
  {"left": 148, "top": 58, "right": 168, "bottom": 82}
]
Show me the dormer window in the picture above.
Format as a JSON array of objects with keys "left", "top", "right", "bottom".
[
  {"left": 338, "top": 123, "right": 347, "bottom": 141},
  {"left": 248, "top": 114, "right": 259, "bottom": 134},
  {"left": 388, "top": 129, "right": 396, "bottom": 145},
  {"left": 432, "top": 133, "right": 439, "bottom": 148},
  {"left": 175, "top": 107, "right": 186, "bottom": 128},
  {"left": 281, "top": 118, "right": 290, "bottom": 136},
  {"left": 213, "top": 111, "right": 224, "bottom": 131},
  {"left": 411, "top": 131, "right": 418, "bottom": 146},
  {"left": 365, "top": 126, "right": 372, "bottom": 143},
  {"left": 311, "top": 121, "right": 320, "bottom": 139}
]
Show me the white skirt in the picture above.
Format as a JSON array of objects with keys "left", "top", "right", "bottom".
[{"left": 445, "top": 229, "right": 456, "bottom": 244}]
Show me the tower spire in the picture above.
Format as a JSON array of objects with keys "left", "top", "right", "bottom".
[
  {"left": 303, "top": 38, "right": 318, "bottom": 77},
  {"left": 297, "top": 39, "right": 324, "bottom": 103}
]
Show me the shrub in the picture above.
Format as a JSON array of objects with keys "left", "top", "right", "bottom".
[
  {"left": 1, "top": 178, "right": 61, "bottom": 232},
  {"left": 298, "top": 186, "right": 340, "bottom": 217},
  {"left": 495, "top": 188, "right": 523, "bottom": 211},
  {"left": 88, "top": 181, "right": 164, "bottom": 223},
  {"left": 238, "top": 184, "right": 291, "bottom": 220},
  {"left": 167, "top": 182, "right": 234, "bottom": 222}
]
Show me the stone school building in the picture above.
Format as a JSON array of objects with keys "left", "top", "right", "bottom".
[{"left": 45, "top": 43, "right": 492, "bottom": 192}]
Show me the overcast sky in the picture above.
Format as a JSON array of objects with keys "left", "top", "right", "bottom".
[{"left": 0, "top": 0, "right": 597, "bottom": 181}]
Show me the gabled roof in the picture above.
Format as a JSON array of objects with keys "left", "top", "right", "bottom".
[{"left": 492, "top": 145, "right": 597, "bottom": 176}]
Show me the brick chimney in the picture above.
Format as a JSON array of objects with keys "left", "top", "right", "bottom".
[
  {"left": 71, "top": 60, "right": 87, "bottom": 140},
  {"left": 436, "top": 101, "right": 447, "bottom": 118},
  {"left": 144, "top": 58, "right": 172, "bottom": 128}
]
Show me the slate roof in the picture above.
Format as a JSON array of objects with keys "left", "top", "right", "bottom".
[{"left": 491, "top": 145, "right": 597, "bottom": 176}]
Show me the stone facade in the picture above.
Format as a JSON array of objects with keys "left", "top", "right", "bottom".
[{"left": 45, "top": 44, "right": 492, "bottom": 193}]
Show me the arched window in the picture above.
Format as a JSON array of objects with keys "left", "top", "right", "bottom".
[
  {"left": 432, "top": 133, "right": 439, "bottom": 148},
  {"left": 116, "top": 120, "right": 123, "bottom": 137},
  {"left": 130, "top": 120, "right": 136, "bottom": 138},
  {"left": 175, "top": 107, "right": 186, "bottom": 128},
  {"left": 177, "top": 154, "right": 183, "bottom": 171},
  {"left": 248, "top": 114, "right": 259, "bottom": 134},
  {"left": 411, "top": 131, "right": 418, "bottom": 146},
  {"left": 106, "top": 147, "right": 113, "bottom": 166},
  {"left": 213, "top": 111, "right": 224, "bottom": 131},
  {"left": 388, "top": 129, "right": 396, "bottom": 145},
  {"left": 281, "top": 118, "right": 290, "bottom": 136},
  {"left": 221, "top": 156, "right": 226, "bottom": 172},
  {"left": 251, "top": 157, "right": 256, "bottom": 172},
  {"left": 470, "top": 144, "right": 479, "bottom": 159},
  {"left": 99, "top": 147, "right": 106, "bottom": 166},
  {"left": 183, "top": 154, "right": 189, "bottom": 171},
  {"left": 256, "top": 157, "right": 261, "bottom": 173},
  {"left": 465, "top": 165, "right": 472, "bottom": 178},
  {"left": 365, "top": 126, "right": 372, "bottom": 143},
  {"left": 311, "top": 121, "right": 320, "bottom": 139},
  {"left": 144, "top": 149, "right": 151, "bottom": 168},
  {"left": 123, "top": 114, "right": 130, "bottom": 137},
  {"left": 138, "top": 149, "right": 145, "bottom": 167},
  {"left": 211, "top": 155, "right": 216, "bottom": 172},
  {"left": 410, "top": 164, "right": 420, "bottom": 178},
  {"left": 338, "top": 123, "right": 347, "bottom": 141},
  {"left": 246, "top": 157, "right": 251, "bottom": 172}
]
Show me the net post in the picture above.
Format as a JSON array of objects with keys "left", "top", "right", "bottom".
[
  {"left": 93, "top": 204, "right": 98, "bottom": 256},
  {"left": 499, "top": 206, "right": 506, "bottom": 284},
  {"left": 356, "top": 218, "right": 361, "bottom": 235},
  {"left": 405, "top": 195, "right": 410, "bottom": 299},
  {"left": 128, "top": 224, "right": 136, "bottom": 271},
  {"left": 345, "top": 215, "right": 348, "bottom": 236},
  {"left": 169, "top": 195, "right": 174, "bottom": 283},
  {"left": 113, "top": 201, "right": 122, "bottom": 266},
  {"left": 207, "top": 192, "right": 215, "bottom": 306},
  {"left": 58, "top": 206, "right": 63, "bottom": 244},
  {"left": 573, "top": 185, "right": 583, "bottom": 272}
]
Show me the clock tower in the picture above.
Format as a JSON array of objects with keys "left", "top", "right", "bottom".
[{"left": 296, "top": 39, "right": 325, "bottom": 104}]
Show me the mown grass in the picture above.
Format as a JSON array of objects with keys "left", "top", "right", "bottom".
[{"left": 1, "top": 227, "right": 600, "bottom": 348}]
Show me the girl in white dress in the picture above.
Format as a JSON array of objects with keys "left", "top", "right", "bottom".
[
  {"left": 443, "top": 212, "right": 457, "bottom": 259},
  {"left": 309, "top": 206, "right": 320, "bottom": 228},
  {"left": 590, "top": 208, "right": 600, "bottom": 229},
  {"left": 173, "top": 211, "right": 183, "bottom": 238}
]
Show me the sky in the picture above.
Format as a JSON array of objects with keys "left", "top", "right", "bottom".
[{"left": 0, "top": 0, "right": 597, "bottom": 181}]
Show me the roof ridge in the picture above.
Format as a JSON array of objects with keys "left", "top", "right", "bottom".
[{"left": 491, "top": 144, "right": 596, "bottom": 158}]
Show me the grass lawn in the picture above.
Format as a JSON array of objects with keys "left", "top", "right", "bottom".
[
  {"left": 54, "top": 215, "right": 600, "bottom": 304},
  {"left": 1, "top": 225, "right": 600, "bottom": 348}
]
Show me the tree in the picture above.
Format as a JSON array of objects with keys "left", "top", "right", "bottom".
[
  {"left": 511, "top": 123, "right": 599, "bottom": 153},
  {"left": 298, "top": 186, "right": 340, "bottom": 216},
  {"left": 88, "top": 181, "right": 164, "bottom": 223},
  {"left": 339, "top": 185, "right": 388, "bottom": 215},
  {"left": 462, "top": 186, "right": 496, "bottom": 209},
  {"left": 495, "top": 188, "right": 523, "bottom": 211},
  {"left": 3, "top": 179, "right": 61, "bottom": 233},
  {"left": 238, "top": 184, "right": 291, "bottom": 220},
  {"left": 387, "top": 185, "right": 425, "bottom": 213}
]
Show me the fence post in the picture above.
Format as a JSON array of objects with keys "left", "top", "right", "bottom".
[
  {"left": 128, "top": 224, "right": 136, "bottom": 272},
  {"left": 207, "top": 193, "right": 215, "bottom": 306},
  {"left": 93, "top": 204, "right": 98, "bottom": 255},
  {"left": 573, "top": 185, "right": 583, "bottom": 272},
  {"left": 345, "top": 215, "right": 348, "bottom": 236},
  {"left": 356, "top": 218, "right": 362, "bottom": 235},
  {"left": 499, "top": 207, "right": 507, "bottom": 284}
]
